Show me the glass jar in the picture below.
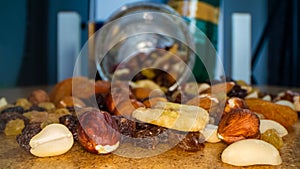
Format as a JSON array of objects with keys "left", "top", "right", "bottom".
[{"left": 94, "top": 2, "right": 196, "bottom": 90}]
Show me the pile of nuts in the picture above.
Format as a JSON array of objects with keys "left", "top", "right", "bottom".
[{"left": 0, "top": 76, "right": 299, "bottom": 166}]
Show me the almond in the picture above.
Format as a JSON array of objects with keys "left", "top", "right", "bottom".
[{"left": 217, "top": 109, "right": 260, "bottom": 144}]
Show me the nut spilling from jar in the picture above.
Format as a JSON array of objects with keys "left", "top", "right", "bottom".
[
  {"left": 77, "top": 108, "right": 120, "bottom": 154},
  {"left": 29, "top": 123, "right": 74, "bottom": 157}
]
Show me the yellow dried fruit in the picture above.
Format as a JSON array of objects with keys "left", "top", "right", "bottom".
[
  {"left": 261, "top": 129, "right": 283, "bottom": 150},
  {"left": 4, "top": 119, "right": 25, "bottom": 136}
]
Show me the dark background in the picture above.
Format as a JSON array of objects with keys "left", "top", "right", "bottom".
[{"left": 0, "top": 0, "right": 299, "bottom": 88}]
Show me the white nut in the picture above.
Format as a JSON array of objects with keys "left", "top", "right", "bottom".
[
  {"left": 260, "top": 119, "right": 288, "bottom": 137},
  {"left": 275, "top": 100, "right": 296, "bottom": 111},
  {"left": 293, "top": 96, "right": 300, "bottom": 112},
  {"left": 30, "top": 123, "right": 74, "bottom": 157},
  {"left": 0, "top": 97, "right": 8, "bottom": 109},
  {"left": 245, "top": 91, "right": 259, "bottom": 99},
  {"left": 262, "top": 95, "right": 272, "bottom": 101},
  {"left": 221, "top": 139, "right": 282, "bottom": 166},
  {"left": 201, "top": 124, "right": 220, "bottom": 143}
]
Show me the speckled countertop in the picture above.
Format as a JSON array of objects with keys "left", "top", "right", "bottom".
[{"left": 0, "top": 121, "right": 299, "bottom": 169}]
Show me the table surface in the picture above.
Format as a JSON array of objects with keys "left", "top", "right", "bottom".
[{"left": 0, "top": 85, "right": 299, "bottom": 169}]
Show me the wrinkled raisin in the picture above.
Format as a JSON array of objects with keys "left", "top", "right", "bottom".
[
  {"left": 59, "top": 114, "right": 78, "bottom": 141},
  {"left": 16, "top": 123, "right": 42, "bottom": 152},
  {"left": 227, "top": 85, "right": 247, "bottom": 98},
  {"left": 176, "top": 132, "right": 205, "bottom": 152},
  {"left": 0, "top": 112, "right": 29, "bottom": 131},
  {"left": 1, "top": 106, "right": 24, "bottom": 114}
]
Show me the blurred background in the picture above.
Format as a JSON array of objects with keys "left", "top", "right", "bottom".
[{"left": 0, "top": 0, "right": 299, "bottom": 88}]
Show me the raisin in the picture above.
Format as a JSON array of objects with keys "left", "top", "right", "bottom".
[
  {"left": 1, "top": 106, "right": 24, "bottom": 114},
  {"left": 261, "top": 129, "right": 283, "bottom": 150},
  {"left": 0, "top": 112, "right": 29, "bottom": 131},
  {"left": 59, "top": 115, "right": 78, "bottom": 141},
  {"left": 24, "top": 105, "right": 47, "bottom": 112},
  {"left": 176, "top": 132, "right": 205, "bottom": 152},
  {"left": 16, "top": 123, "right": 42, "bottom": 152},
  {"left": 4, "top": 119, "right": 25, "bottom": 136},
  {"left": 227, "top": 85, "right": 247, "bottom": 98}
]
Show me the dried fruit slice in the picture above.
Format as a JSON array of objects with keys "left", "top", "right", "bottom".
[
  {"left": 260, "top": 119, "right": 288, "bottom": 137},
  {"left": 245, "top": 99, "right": 298, "bottom": 128},
  {"left": 132, "top": 102, "right": 209, "bottom": 132},
  {"left": 221, "top": 139, "right": 282, "bottom": 166},
  {"left": 29, "top": 123, "right": 74, "bottom": 157},
  {"left": 261, "top": 129, "right": 283, "bottom": 150}
]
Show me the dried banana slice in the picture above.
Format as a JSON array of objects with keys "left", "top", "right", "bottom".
[{"left": 132, "top": 101, "right": 209, "bottom": 132}]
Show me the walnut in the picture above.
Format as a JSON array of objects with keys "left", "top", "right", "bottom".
[{"left": 217, "top": 109, "right": 260, "bottom": 144}]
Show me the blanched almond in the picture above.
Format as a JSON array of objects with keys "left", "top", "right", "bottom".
[{"left": 221, "top": 139, "right": 282, "bottom": 166}]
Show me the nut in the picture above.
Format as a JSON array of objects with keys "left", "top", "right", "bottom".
[
  {"left": 77, "top": 108, "right": 120, "bottom": 154},
  {"left": 221, "top": 139, "right": 282, "bottom": 166},
  {"left": 201, "top": 124, "right": 220, "bottom": 143},
  {"left": 113, "top": 99, "right": 144, "bottom": 116},
  {"left": 94, "top": 80, "right": 111, "bottom": 94},
  {"left": 294, "top": 95, "right": 300, "bottom": 111},
  {"left": 224, "top": 97, "right": 248, "bottom": 113},
  {"left": 28, "top": 89, "right": 50, "bottom": 105},
  {"left": 185, "top": 94, "right": 219, "bottom": 112},
  {"left": 57, "top": 96, "right": 86, "bottom": 108},
  {"left": 259, "top": 119, "right": 288, "bottom": 137},
  {"left": 217, "top": 109, "right": 260, "bottom": 144},
  {"left": 201, "top": 82, "right": 235, "bottom": 94},
  {"left": 29, "top": 123, "right": 74, "bottom": 157},
  {"left": 143, "top": 97, "right": 168, "bottom": 108}
]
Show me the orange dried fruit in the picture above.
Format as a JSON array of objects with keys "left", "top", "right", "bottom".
[{"left": 245, "top": 98, "right": 298, "bottom": 128}]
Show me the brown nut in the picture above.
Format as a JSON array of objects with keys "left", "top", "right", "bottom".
[
  {"left": 143, "top": 97, "right": 168, "bottom": 108},
  {"left": 113, "top": 99, "right": 145, "bottom": 116},
  {"left": 217, "top": 109, "right": 260, "bottom": 144},
  {"left": 201, "top": 82, "right": 235, "bottom": 94},
  {"left": 185, "top": 94, "right": 219, "bottom": 112},
  {"left": 131, "top": 88, "right": 153, "bottom": 101},
  {"left": 77, "top": 108, "right": 120, "bottom": 154},
  {"left": 94, "top": 80, "right": 111, "bottom": 94},
  {"left": 28, "top": 89, "right": 50, "bottom": 105},
  {"left": 224, "top": 97, "right": 248, "bottom": 113}
]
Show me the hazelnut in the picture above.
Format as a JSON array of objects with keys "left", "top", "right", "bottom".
[
  {"left": 77, "top": 108, "right": 120, "bottom": 154},
  {"left": 217, "top": 109, "right": 260, "bottom": 144},
  {"left": 113, "top": 99, "right": 145, "bottom": 116},
  {"left": 224, "top": 97, "right": 248, "bottom": 113},
  {"left": 28, "top": 89, "right": 50, "bottom": 105},
  {"left": 185, "top": 94, "right": 219, "bottom": 112},
  {"left": 94, "top": 80, "right": 111, "bottom": 94}
]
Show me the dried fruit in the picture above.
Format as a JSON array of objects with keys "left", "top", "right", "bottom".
[
  {"left": 23, "top": 111, "right": 48, "bottom": 123},
  {"left": 59, "top": 115, "right": 78, "bottom": 141},
  {"left": 217, "top": 109, "right": 260, "bottom": 144},
  {"left": 245, "top": 98, "right": 298, "bottom": 128},
  {"left": 227, "top": 84, "right": 247, "bottom": 98},
  {"left": 259, "top": 119, "right": 288, "bottom": 137},
  {"left": 15, "top": 98, "right": 32, "bottom": 110},
  {"left": 28, "top": 89, "right": 50, "bottom": 105},
  {"left": 132, "top": 101, "right": 209, "bottom": 132},
  {"left": 38, "top": 102, "right": 56, "bottom": 111},
  {"left": 29, "top": 123, "right": 74, "bottom": 157},
  {"left": 4, "top": 119, "right": 25, "bottom": 136},
  {"left": 177, "top": 132, "right": 205, "bottom": 152},
  {"left": 1, "top": 106, "right": 24, "bottom": 114},
  {"left": 261, "top": 129, "right": 283, "bottom": 149},
  {"left": 221, "top": 139, "right": 282, "bottom": 166},
  {"left": 0, "top": 112, "right": 29, "bottom": 131},
  {"left": 16, "top": 123, "right": 42, "bottom": 152},
  {"left": 77, "top": 109, "right": 120, "bottom": 154},
  {"left": 113, "top": 99, "right": 144, "bottom": 116}
]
